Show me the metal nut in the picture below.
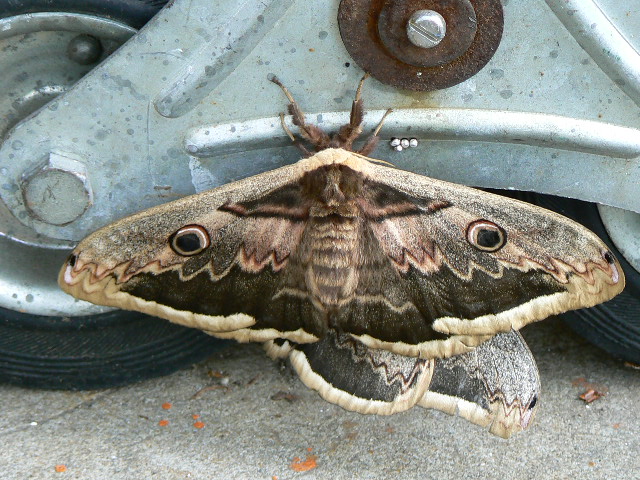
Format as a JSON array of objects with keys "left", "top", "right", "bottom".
[{"left": 21, "top": 152, "right": 93, "bottom": 226}]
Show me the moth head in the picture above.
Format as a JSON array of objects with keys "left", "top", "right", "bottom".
[
  {"left": 169, "top": 225, "right": 210, "bottom": 256},
  {"left": 466, "top": 220, "right": 507, "bottom": 252}
]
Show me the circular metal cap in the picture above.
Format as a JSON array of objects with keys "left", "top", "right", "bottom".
[{"left": 67, "top": 34, "right": 104, "bottom": 65}]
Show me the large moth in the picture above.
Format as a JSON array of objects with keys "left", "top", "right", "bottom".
[{"left": 59, "top": 75, "right": 624, "bottom": 437}]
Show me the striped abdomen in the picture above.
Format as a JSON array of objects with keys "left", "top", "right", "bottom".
[{"left": 305, "top": 216, "right": 361, "bottom": 308}]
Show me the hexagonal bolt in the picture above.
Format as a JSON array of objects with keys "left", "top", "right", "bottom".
[
  {"left": 21, "top": 152, "right": 93, "bottom": 226},
  {"left": 67, "top": 34, "right": 103, "bottom": 65},
  {"left": 406, "top": 10, "right": 447, "bottom": 49}
]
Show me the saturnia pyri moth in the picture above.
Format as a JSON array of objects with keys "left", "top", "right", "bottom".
[{"left": 60, "top": 75, "right": 624, "bottom": 437}]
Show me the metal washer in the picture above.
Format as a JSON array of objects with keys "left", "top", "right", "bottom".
[{"left": 338, "top": 0, "right": 504, "bottom": 91}]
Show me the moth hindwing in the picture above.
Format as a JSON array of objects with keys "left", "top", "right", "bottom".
[{"left": 283, "top": 329, "right": 539, "bottom": 438}]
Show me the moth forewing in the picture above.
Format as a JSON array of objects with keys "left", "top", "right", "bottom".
[{"left": 60, "top": 148, "right": 624, "bottom": 359}]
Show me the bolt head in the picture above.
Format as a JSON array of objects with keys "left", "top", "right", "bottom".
[
  {"left": 21, "top": 152, "right": 93, "bottom": 226},
  {"left": 406, "top": 10, "right": 447, "bottom": 49},
  {"left": 67, "top": 34, "right": 103, "bottom": 65}
]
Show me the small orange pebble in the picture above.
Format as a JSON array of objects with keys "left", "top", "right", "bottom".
[
  {"left": 588, "top": 461, "right": 596, "bottom": 467},
  {"left": 161, "top": 402, "right": 172, "bottom": 410},
  {"left": 613, "top": 423, "right": 621, "bottom": 429},
  {"left": 192, "top": 414, "right": 200, "bottom": 419},
  {"left": 307, "top": 447, "right": 313, "bottom": 452},
  {"left": 158, "top": 420, "right": 169, "bottom": 427},
  {"left": 308, "top": 48, "right": 315, "bottom": 52},
  {"left": 290, "top": 455, "right": 318, "bottom": 472},
  {"left": 194, "top": 421, "right": 205, "bottom": 429},
  {"left": 54, "top": 465, "right": 67, "bottom": 473},
  {"left": 272, "top": 477, "right": 278, "bottom": 480}
]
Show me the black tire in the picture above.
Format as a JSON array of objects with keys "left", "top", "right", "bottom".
[
  {"left": 513, "top": 192, "right": 640, "bottom": 364},
  {"left": 0, "top": 0, "right": 227, "bottom": 390},
  {"left": 0, "top": 307, "right": 227, "bottom": 390}
]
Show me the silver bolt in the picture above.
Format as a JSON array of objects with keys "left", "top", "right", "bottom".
[
  {"left": 67, "top": 34, "right": 103, "bottom": 65},
  {"left": 22, "top": 152, "right": 93, "bottom": 226},
  {"left": 406, "top": 10, "right": 447, "bottom": 49}
]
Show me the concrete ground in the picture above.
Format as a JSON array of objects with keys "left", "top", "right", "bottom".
[{"left": 1, "top": 318, "right": 638, "bottom": 480}]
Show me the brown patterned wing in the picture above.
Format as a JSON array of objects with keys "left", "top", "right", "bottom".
[
  {"left": 284, "top": 329, "right": 539, "bottom": 438},
  {"left": 59, "top": 161, "right": 326, "bottom": 344},
  {"left": 419, "top": 329, "right": 540, "bottom": 438},
  {"left": 287, "top": 330, "right": 434, "bottom": 415},
  {"left": 60, "top": 149, "right": 624, "bottom": 358},
  {"left": 336, "top": 157, "right": 624, "bottom": 357}
]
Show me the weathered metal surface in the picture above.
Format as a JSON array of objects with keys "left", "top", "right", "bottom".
[
  {"left": 153, "top": 0, "right": 296, "bottom": 118},
  {"left": 338, "top": 0, "right": 503, "bottom": 90},
  {"left": 0, "top": 12, "right": 135, "bottom": 315},
  {"left": 186, "top": 109, "right": 640, "bottom": 160},
  {"left": 378, "top": 0, "right": 477, "bottom": 68},
  {"left": 546, "top": 0, "right": 640, "bottom": 108}
]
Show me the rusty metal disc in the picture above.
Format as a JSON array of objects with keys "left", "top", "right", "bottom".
[
  {"left": 378, "top": 0, "right": 478, "bottom": 68},
  {"left": 338, "top": 0, "right": 504, "bottom": 91}
]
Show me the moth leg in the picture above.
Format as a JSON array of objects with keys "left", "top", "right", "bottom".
[
  {"left": 358, "top": 108, "right": 393, "bottom": 156},
  {"left": 270, "top": 75, "right": 331, "bottom": 150},
  {"left": 333, "top": 73, "right": 369, "bottom": 149},
  {"left": 351, "top": 72, "right": 368, "bottom": 127},
  {"left": 279, "top": 113, "right": 312, "bottom": 157}
]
